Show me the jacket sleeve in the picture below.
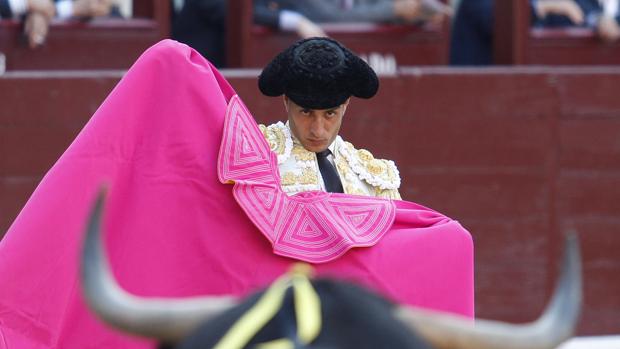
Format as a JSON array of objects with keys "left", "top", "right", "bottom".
[
  {"left": 253, "top": 0, "right": 397, "bottom": 26},
  {"left": 300, "top": 0, "right": 396, "bottom": 23},
  {"left": 532, "top": 0, "right": 601, "bottom": 27}
]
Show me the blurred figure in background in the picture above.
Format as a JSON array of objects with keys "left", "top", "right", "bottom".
[
  {"left": 450, "top": 0, "right": 619, "bottom": 65},
  {"left": 172, "top": 0, "right": 452, "bottom": 68},
  {"left": 1, "top": 0, "right": 54, "bottom": 48},
  {"left": 585, "top": 0, "right": 620, "bottom": 42},
  {"left": 253, "top": 0, "right": 452, "bottom": 34},
  {"left": 0, "top": 0, "right": 123, "bottom": 48},
  {"left": 172, "top": 0, "right": 228, "bottom": 67}
]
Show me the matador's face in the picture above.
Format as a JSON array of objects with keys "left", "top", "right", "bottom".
[{"left": 284, "top": 96, "right": 349, "bottom": 153}]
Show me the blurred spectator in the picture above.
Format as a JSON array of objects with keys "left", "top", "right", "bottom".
[
  {"left": 0, "top": 0, "right": 123, "bottom": 48},
  {"left": 450, "top": 0, "right": 620, "bottom": 65},
  {"left": 254, "top": 0, "right": 452, "bottom": 33},
  {"left": 115, "top": 0, "right": 130, "bottom": 17},
  {"left": 450, "top": 0, "right": 584, "bottom": 65},
  {"left": 0, "top": 0, "right": 122, "bottom": 20},
  {"left": 59, "top": 0, "right": 121, "bottom": 18},
  {"left": 172, "top": 0, "right": 227, "bottom": 66},
  {"left": 585, "top": 0, "right": 620, "bottom": 42},
  {"left": 172, "top": 0, "right": 453, "bottom": 68}
]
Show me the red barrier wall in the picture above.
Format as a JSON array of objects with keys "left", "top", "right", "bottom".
[{"left": 1, "top": 67, "right": 619, "bottom": 335}]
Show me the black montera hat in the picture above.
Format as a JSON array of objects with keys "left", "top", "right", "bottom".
[{"left": 258, "top": 37, "right": 379, "bottom": 110}]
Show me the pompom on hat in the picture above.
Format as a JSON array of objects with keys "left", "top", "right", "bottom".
[{"left": 258, "top": 37, "right": 379, "bottom": 110}]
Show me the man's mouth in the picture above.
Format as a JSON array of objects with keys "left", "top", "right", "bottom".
[{"left": 307, "top": 139, "right": 325, "bottom": 146}]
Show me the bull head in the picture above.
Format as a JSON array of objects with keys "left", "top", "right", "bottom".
[{"left": 81, "top": 191, "right": 581, "bottom": 349}]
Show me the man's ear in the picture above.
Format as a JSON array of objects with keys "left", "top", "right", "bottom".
[
  {"left": 342, "top": 98, "right": 351, "bottom": 115},
  {"left": 283, "top": 96, "right": 289, "bottom": 113}
]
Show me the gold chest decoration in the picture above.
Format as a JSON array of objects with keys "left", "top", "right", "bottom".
[{"left": 259, "top": 122, "right": 401, "bottom": 199}]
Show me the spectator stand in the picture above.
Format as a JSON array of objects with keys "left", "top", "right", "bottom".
[
  {"left": 0, "top": 0, "right": 170, "bottom": 72},
  {"left": 494, "top": 0, "right": 620, "bottom": 64},
  {"left": 226, "top": 0, "right": 451, "bottom": 74}
]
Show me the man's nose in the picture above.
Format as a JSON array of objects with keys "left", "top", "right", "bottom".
[{"left": 309, "top": 117, "right": 324, "bottom": 137}]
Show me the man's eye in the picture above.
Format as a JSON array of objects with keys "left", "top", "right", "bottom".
[
  {"left": 300, "top": 109, "right": 310, "bottom": 115},
  {"left": 326, "top": 111, "right": 337, "bottom": 117}
]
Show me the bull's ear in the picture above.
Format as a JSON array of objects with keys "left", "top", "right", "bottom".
[
  {"left": 395, "top": 233, "right": 582, "bottom": 349},
  {"left": 80, "top": 188, "right": 238, "bottom": 343}
]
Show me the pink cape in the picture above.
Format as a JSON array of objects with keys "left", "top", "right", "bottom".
[{"left": 0, "top": 40, "right": 473, "bottom": 349}]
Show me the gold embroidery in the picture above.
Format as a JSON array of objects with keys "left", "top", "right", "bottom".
[
  {"left": 337, "top": 157, "right": 365, "bottom": 195},
  {"left": 357, "top": 148, "right": 392, "bottom": 179},
  {"left": 345, "top": 183, "right": 366, "bottom": 196},
  {"left": 272, "top": 128, "right": 287, "bottom": 156},
  {"left": 375, "top": 188, "right": 402, "bottom": 200},
  {"left": 357, "top": 149, "right": 374, "bottom": 162},
  {"left": 299, "top": 168, "right": 319, "bottom": 185},
  {"left": 292, "top": 144, "right": 315, "bottom": 162},
  {"left": 258, "top": 124, "right": 272, "bottom": 148},
  {"left": 282, "top": 172, "right": 297, "bottom": 186},
  {"left": 339, "top": 140, "right": 401, "bottom": 190},
  {"left": 261, "top": 124, "right": 287, "bottom": 156},
  {"left": 281, "top": 168, "right": 318, "bottom": 187},
  {"left": 366, "top": 159, "right": 387, "bottom": 176},
  {"left": 335, "top": 157, "right": 350, "bottom": 176},
  {"left": 383, "top": 162, "right": 401, "bottom": 185}
]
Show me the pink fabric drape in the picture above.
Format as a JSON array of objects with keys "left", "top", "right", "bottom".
[{"left": 0, "top": 40, "right": 473, "bottom": 349}]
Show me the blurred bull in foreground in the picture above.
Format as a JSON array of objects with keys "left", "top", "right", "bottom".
[{"left": 80, "top": 192, "right": 582, "bottom": 349}]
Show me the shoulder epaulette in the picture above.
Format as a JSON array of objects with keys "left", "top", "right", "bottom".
[
  {"left": 259, "top": 122, "right": 292, "bottom": 164},
  {"left": 337, "top": 141, "right": 401, "bottom": 190}
]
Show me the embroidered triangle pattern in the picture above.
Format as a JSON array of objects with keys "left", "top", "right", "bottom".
[
  {"left": 284, "top": 209, "right": 334, "bottom": 244},
  {"left": 273, "top": 203, "right": 349, "bottom": 262},
  {"left": 329, "top": 196, "right": 395, "bottom": 244},
  {"left": 233, "top": 128, "right": 262, "bottom": 164},
  {"left": 300, "top": 220, "right": 322, "bottom": 238},
  {"left": 347, "top": 212, "right": 370, "bottom": 227},
  {"left": 256, "top": 186, "right": 276, "bottom": 210},
  {"left": 234, "top": 183, "right": 286, "bottom": 241},
  {"left": 218, "top": 95, "right": 276, "bottom": 185}
]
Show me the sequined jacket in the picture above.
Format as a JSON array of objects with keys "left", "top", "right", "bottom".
[{"left": 259, "top": 121, "right": 401, "bottom": 199}]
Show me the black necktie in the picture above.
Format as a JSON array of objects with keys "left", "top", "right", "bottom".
[{"left": 316, "top": 150, "right": 344, "bottom": 193}]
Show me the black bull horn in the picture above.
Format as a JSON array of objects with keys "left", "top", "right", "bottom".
[{"left": 80, "top": 191, "right": 582, "bottom": 348}]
